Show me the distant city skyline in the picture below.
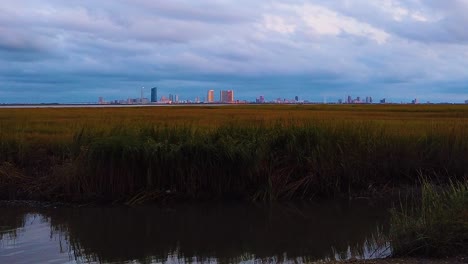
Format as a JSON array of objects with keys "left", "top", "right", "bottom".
[
  {"left": 95, "top": 88, "right": 462, "bottom": 105},
  {"left": 1, "top": 1, "right": 468, "bottom": 103}
]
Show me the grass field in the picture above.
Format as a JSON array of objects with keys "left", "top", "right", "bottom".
[{"left": 0, "top": 104, "right": 467, "bottom": 202}]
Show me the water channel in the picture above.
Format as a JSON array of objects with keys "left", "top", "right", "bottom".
[{"left": 0, "top": 200, "right": 392, "bottom": 263}]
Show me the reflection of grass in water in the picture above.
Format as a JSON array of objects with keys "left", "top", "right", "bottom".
[
  {"left": 0, "top": 226, "right": 18, "bottom": 239},
  {"left": 43, "top": 202, "right": 391, "bottom": 263},
  {"left": 390, "top": 179, "right": 468, "bottom": 257},
  {"left": 0, "top": 208, "right": 28, "bottom": 240},
  {"left": 0, "top": 202, "right": 392, "bottom": 263}
]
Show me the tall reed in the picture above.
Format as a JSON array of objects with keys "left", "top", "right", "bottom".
[
  {"left": 390, "top": 179, "right": 468, "bottom": 256},
  {"left": 47, "top": 121, "right": 468, "bottom": 202}
]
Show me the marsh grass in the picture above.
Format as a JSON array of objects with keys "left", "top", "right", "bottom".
[
  {"left": 42, "top": 121, "right": 468, "bottom": 202},
  {"left": 390, "top": 179, "right": 468, "bottom": 257},
  {"left": 0, "top": 105, "right": 467, "bottom": 202}
]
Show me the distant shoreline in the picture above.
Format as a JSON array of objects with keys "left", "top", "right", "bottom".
[
  {"left": 0, "top": 103, "right": 233, "bottom": 108},
  {"left": 1, "top": 102, "right": 467, "bottom": 108}
]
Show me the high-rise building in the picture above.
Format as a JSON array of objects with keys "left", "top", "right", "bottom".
[
  {"left": 151, "top": 87, "right": 158, "bottom": 102},
  {"left": 169, "top": 94, "right": 174, "bottom": 102},
  {"left": 207, "top": 90, "right": 214, "bottom": 103},
  {"left": 220, "top": 90, "right": 234, "bottom": 103},
  {"left": 295, "top": 96, "right": 299, "bottom": 102},
  {"left": 259, "top": 95, "right": 265, "bottom": 103},
  {"left": 347, "top": 95, "right": 352, "bottom": 104},
  {"left": 98, "top": 97, "right": 104, "bottom": 104},
  {"left": 380, "top": 98, "right": 386, "bottom": 104},
  {"left": 220, "top": 90, "right": 226, "bottom": 102}
]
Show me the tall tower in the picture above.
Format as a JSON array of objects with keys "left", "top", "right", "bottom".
[
  {"left": 227, "top": 90, "right": 234, "bottom": 103},
  {"left": 151, "top": 87, "right": 157, "bottom": 102},
  {"left": 141, "top": 87, "right": 144, "bottom": 103},
  {"left": 220, "top": 90, "right": 234, "bottom": 103},
  {"left": 207, "top": 90, "right": 214, "bottom": 103},
  {"left": 220, "top": 90, "right": 225, "bottom": 103}
]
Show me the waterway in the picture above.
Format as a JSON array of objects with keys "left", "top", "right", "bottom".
[{"left": 0, "top": 200, "right": 391, "bottom": 263}]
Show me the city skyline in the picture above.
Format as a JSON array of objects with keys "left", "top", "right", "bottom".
[
  {"left": 95, "top": 88, "right": 455, "bottom": 105},
  {"left": 1, "top": 1, "right": 468, "bottom": 103}
]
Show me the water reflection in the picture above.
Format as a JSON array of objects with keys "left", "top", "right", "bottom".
[
  {"left": 0, "top": 201, "right": 391, "bottom": 263},
  {"left": 0, "top": 207, "right": 26, "bottom": 240}
]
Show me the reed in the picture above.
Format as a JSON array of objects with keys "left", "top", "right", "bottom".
[
  {"left": 0, "top": 105, "right": 467, "bottom": 202},
  {"left": 390, "top": 179, "right": 468, "bottom": 256}
]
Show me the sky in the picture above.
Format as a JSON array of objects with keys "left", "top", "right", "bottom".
[{"left": 1, "top": 0, "right": 468, "bottom": 103}]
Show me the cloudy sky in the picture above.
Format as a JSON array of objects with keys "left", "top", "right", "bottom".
[{"left": 1, "top": 0, "right": 468, "bottom": 103}]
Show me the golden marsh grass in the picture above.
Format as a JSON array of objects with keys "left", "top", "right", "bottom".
[{"left": 0, "top": 104, "right": 467, "bottom": 202}]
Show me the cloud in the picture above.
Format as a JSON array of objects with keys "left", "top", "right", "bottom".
[
  {"left": 0, "top": 0, "right": 467, "bottom": 103},
  {"left": 294, "top": 4, "right": 390, "bottom": 44},
  {"left": 262, "top": 15, "right": 296, "bottom": 34}
]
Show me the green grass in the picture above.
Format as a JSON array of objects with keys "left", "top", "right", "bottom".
[{"left": 390, "top": 179, "right": 468, "bottom": 257}]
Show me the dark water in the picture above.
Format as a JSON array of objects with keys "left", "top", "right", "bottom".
[{"left": 0, "top": 201, "right": 391, "bottom": 263}]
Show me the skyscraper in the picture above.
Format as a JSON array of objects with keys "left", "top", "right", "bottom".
[
  {"left": 151, "top": 87, "right": 157, "bottom": 102},
  {"left": 207, "top": 90, "right": 214, "bottom": 103},
  {"left": 220, "top": 90, "right": 225, "bottom": 102},
  {"left": 258, "top": 95, "right": 265, "bottom": 103},
  {"left": 220, "top": 90, "right": 234, "bottom": 103}
]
